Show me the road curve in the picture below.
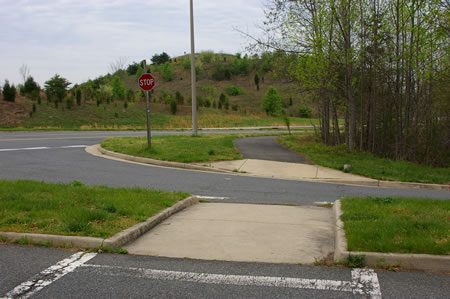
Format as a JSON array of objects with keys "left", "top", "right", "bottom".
[{"left": 0, "top": 130, "right": 448, "bottom": 205}]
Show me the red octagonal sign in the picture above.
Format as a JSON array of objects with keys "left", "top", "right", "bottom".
[{"left": 138, "top": 73, "right": 156, "bottom": 91}]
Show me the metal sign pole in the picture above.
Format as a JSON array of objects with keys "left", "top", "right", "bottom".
[
  {"left": 190, "top": 0, "right": 198, "bottom": 136},
  {"left": 146, "top": 90, "right": 151, "bottom": 148},
  {"left": 144, "top": 61, "right": 151, "bottom": 148}
]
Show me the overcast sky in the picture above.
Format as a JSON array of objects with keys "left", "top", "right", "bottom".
[{"left": 0, "top": 0, "right": 267, "bottom": 87}]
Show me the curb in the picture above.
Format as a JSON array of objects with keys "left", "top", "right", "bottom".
[
  {"left": 0, "top": 196, "right": 198, "bottom": 250},
  {"left": 333, "top": 200, "right": 450, "bottom": 272},
  {"left": 96, "top": 145, "right": 230, "bottom": 174},
  {"left": 103, "top": 195, "right": 198, "bottom": 248},
  {"left": 95, "top": 145, "right": 447, "bottom": 191}
]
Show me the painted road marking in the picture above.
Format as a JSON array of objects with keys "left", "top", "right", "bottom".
[
  {"left": 81, "top": 264, "right": 381, "bottom": 298},
  {"left": 0, "top": 145, "right": 87, "bottom": 152},
  {"left": 194, "top": 195, "right": 230, "bottom": 200},
  {"left": 1, "top": 252, "right": 97, "bottom": 299},
  {"left": 0, "top": 136, "right": 117, "bottom": 142}
]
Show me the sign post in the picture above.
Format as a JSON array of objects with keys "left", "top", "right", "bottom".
[{"left": 138, "top": 71, "right": 156, "bottom": 148}]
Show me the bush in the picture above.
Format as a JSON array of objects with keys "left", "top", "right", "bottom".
[
  {"left": 66, "top": 97, "right": 73, "bottom": 110},
  {"left": 76, "top": 89, "right": 82, "bottom": 105},
  {"left": 2, "top": 80, "right": 16, "bottom": 102},
  {"left": 183, "top": 56, "right": 191, "bottom": 70},
  {"left": 298, "top": 105, "right": 312, "bottom": 118},
  {"left": 32, "top": 103, "right": 36, "bottom": 113},
  {"left": 200, "top": 51, "right": 214, "bottom": 63},
  {"left": 151, "top": 52, "right": 170, "bottom": 65},
  {"left": 111, "top": 76, "right": 126, "bottom": 100},
  {"left": 232, "top": 104, "right": 239, "bottom": 111},
  {"left": 123, "top": 101, "right": 128, "bottom": 109},
  {"left": 219, "top": 93, "right": 229, "bottom": 106},
  {"left": 170, "top": 100, "right": 177, "bottom": 115},
  {"left": 127, "top": 89, "right": 135, "bottom": 102},
  {"left": 226, "top": 86, "right": 244, "bottom": 96},
  {"left": 175, "top": 91, "right": 184, "bottom": 105},
  {"left": 126, "top": 62, "right": 139, "bottom": 75},
  {"left": 162, "top": 62, "right": 173, "bottom": 81},
  {"left": 212, "top": 64, "right": 232, "bottom": 81},
  {"left": 261, "top": 87, "right": 282, "bottom": 116},
  {"left": 254, "top": 73, "right": 260, "bottom": 91},
  {"left": 23, "top": 76, "right": 40, "bottom": 95},
  {"left": 204, "top": 96, "right": 212, "bottom": 108}
]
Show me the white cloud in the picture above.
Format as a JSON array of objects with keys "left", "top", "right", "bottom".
[{"left": 0, "top": 0, "right": 266, "bottom": 86}]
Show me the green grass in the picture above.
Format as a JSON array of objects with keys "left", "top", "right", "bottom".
[
  {"left": 277, "top": 135, "right": 450, "bottom": 184},
  {"left": 101, "top": 134, "right": 244, "bottom": 163},
  {"left": 0, "top": 180, "right": 188, "bottom": 238},
  {"left": 340, "top": 197, "right": 450, "bottom": 255}
]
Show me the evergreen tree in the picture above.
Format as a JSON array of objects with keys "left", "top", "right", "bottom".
[
  {"left": 44, "top": 74, "right": 71, "bottom": 102},
  {"left": 2, "top": 80, "right": 16, "bottom": 102},
  {"left": 254, "top": 74, "right": 260, "bottom": 91},
  {"left": 261, "top": 87, "right": 282, "bottom": 116}
]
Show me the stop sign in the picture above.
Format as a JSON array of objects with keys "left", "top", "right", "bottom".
[{"left": 138, "top": 73, "right": 156, "bottom": 91}]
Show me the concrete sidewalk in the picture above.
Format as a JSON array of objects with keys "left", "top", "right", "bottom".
[
  {"left": 124, "top": 202, "right": 334, "bottom": 264},
  {"left": 199, "top": 159, "right": 377, "bottom": 184}
]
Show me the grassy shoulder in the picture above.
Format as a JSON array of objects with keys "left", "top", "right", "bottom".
[
  {"left": 340, "top": 197, "right": 449, "bottom": 255},
  {"left": 277, "top": 135, "right": 450, "bottom": 184},
  {"left": 101, "top": 134, "right": 247, "bottom": 163},
  {"left": 0, "top": 180, "right": 189, "bottom": 238}
]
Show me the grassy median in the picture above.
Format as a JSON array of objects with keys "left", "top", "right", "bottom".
[
  {"left": 340, "top": 197, "right": 450, "bottom": 255},
  {"left": 278, "top": 135, "right": 450, "bottom": 184},
  {"left": 101, "top": 134, "right": 244, "bottom": 163},
  {"left": 0, "top": 180, "right": 189, "bottom": 238}
]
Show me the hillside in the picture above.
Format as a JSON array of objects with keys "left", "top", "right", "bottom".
[{"left": 0, "top": 52, "right": 317, "bottom": 130}]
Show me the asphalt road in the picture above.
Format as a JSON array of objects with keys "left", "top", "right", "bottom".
[
  {"left": 1, "top": 245, "right": 449, "bottom": 298},
  {"left": 1, "top": 130, "right": 449, "bottom": 298},
  {"left": 0, "top": 131, "right": 447, "bottom": 205}
]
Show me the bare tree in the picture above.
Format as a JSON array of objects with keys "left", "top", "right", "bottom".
[
  {"left": 109, "top": 56, "right": 128, "bottom": 74},
  {"left": 19, "top": 64, "right": 30, "bottom": 83}
]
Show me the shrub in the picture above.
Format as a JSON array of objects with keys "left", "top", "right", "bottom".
[
  {"left": 175, "top": 91, "right": 184, "bottom": 105},
  {"left": 219, "top": 93, "right": 229, "bottom": 106},
  {"left": 32, "top": 103, "right": 36, "bottom": 113},
  {"left": 212, "top": 64, "right": 232, "bottom": 81},
  {"left": 183, "top": 56, "right": 191, "bottom": 70},
  {"left": 123, "top": 101, "right": 128, "bottom": 109},
  {"left": 76, "top": 89, "right": 82, "bottom": 105},
  {"left": 127, "top": 89, "right": 135, "bottom": 102},
  {"left": 151, "top": 52, "right": 170, "bottom": 65},
  {"left": 126, "top": 62, "right": 140, "bottom": 75},
  {"left": 226, "top": 86, "right": 244, "bottom": 96},
  {"left": 261, "top": 87, "right": 282, "bottom": 116},
  {"left": 254, "top": 73, "right": 260, "bottom": 91},
  {"left": 111, "top": 76, "right": 126, "bottom": 100},
  {"left": 162, "top": 62, "right": 173, "bottom": 81},
  {"left": 232, "top": 104, "right": 239, "bottom": 111},
  {"left": 170, "top": 100, "right": 177, "bottom": 115},
  {"left": 2, "top": 80, "right": 16, "bottom": 102},
  {"left": 66, "top": 97, "right": 73, "bottom": 110},
  {"left": 23, "top": 76, "right": 40, "bottom": 95},
  {"left": 298, "top": 105, "right": 312, "bottom": 118},
  {"left": 204, "top": 96, "right": 212, "bottom": 108},
  {"left": 200, "top": 50, "right": 214, "bottom": 63}
]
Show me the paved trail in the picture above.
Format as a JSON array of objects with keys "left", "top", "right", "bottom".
[{"left": 234, "top": 136, "right": 311, "bottom": 164}]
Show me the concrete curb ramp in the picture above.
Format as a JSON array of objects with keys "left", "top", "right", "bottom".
[
  {"left": 0, "top": 196, "right": 198, "bottom": 250},
  {"left": 333, "top": 200, "right": 450, "bottom": 273},
  {"left": 95, "top": 144, "right": 447, "bottom": 191}
]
